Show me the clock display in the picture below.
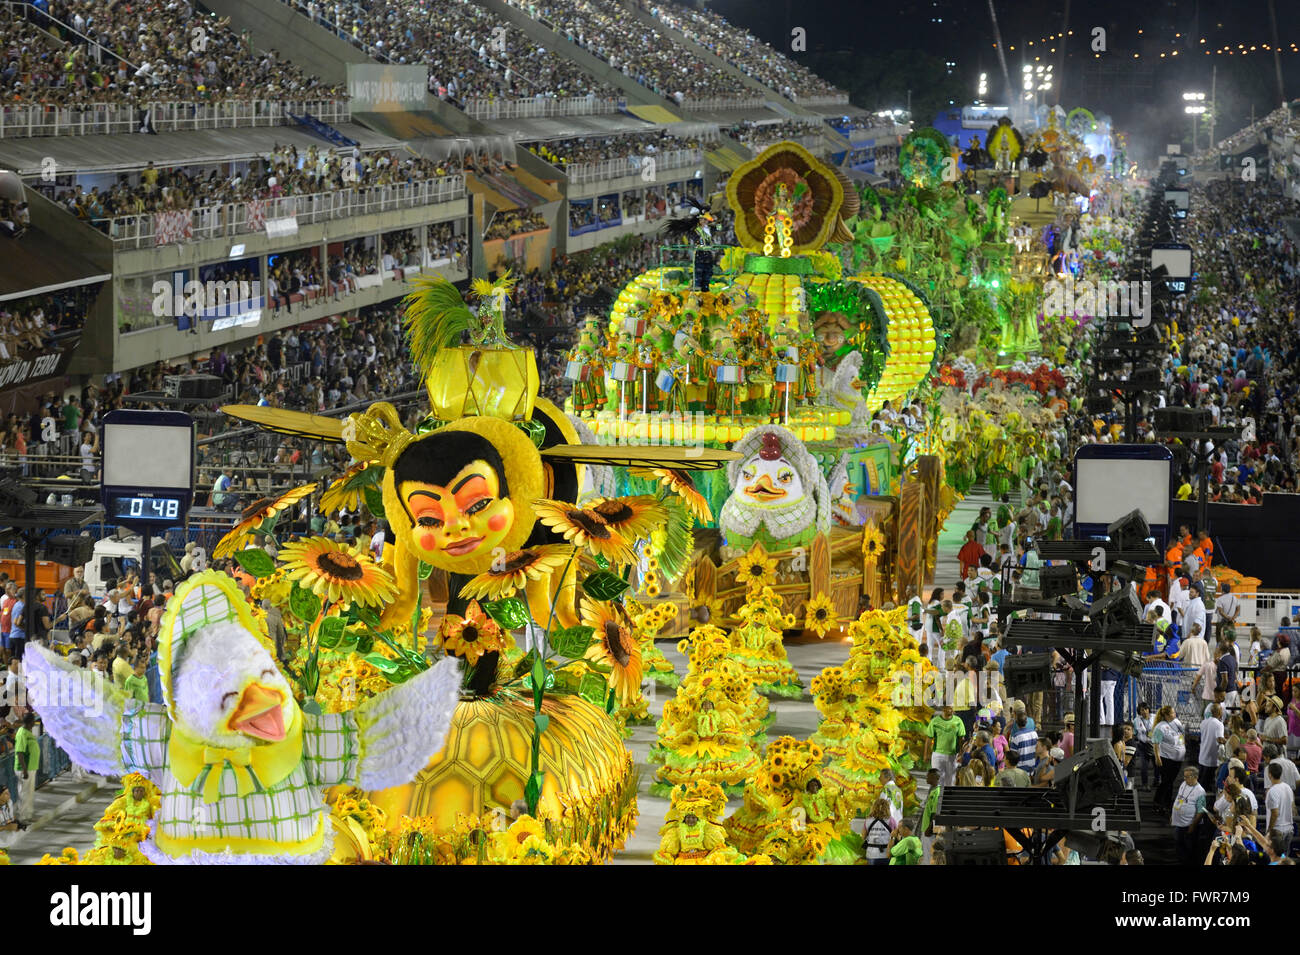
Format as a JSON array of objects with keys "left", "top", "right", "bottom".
[{"left": 111, "top": 496, "right": 182, "bottom": 522}]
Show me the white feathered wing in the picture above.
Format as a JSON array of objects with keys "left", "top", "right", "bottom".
[
  {"left": 354, "top": 655, "right": 461, "bottom": 790},
  {"left": 23, "top": 644, "right": 127, "bottom": 776}
]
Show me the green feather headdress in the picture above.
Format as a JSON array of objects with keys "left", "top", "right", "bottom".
[{"left": 402, "top": 269, "right": 518, "bottom": 376}]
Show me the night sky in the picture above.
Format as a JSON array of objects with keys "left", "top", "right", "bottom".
[{"left": 704, "top": 0, "right": 1300, "bottom": 157}]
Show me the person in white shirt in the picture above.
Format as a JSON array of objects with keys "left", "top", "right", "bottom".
[
  {"left": 1264, "top": 763, "right": 1295, "bottom": 853},
  {"left": 1179, "top": 627, "right": 1211, "bottom": 668},
  {"left": 1183, "top": 583, "right": 1208, "bottom": 652},
  {"left": 1168, "top": 575, "right": 1190, "bottom": 632},
  {"left": 1214, "top": 582, "right": 1241, "bottom": 644},
  {"left": 1265, "top": 744, "right": 1299, "bottom": 790},
  {"left": 1171, "top": 766, "right": 1208, "bottom": 864},
  {"left": 1198, "top": 703, "right": 1226, "bottom": 793},
  {"left": 1143, "top": 596, "right": 1171, "bottom": 625}
]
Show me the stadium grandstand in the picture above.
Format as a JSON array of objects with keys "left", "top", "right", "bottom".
[{"left": 0, "top": 0, "right": 898, "bottom": 535}]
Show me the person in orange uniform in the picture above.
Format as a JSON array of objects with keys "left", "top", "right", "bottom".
[
  {"left": 1139, "top": 564, "right": 1161, "bottom": 602},
  {"left": 1194, "top": 530, "right": 1213, "bottom": 570},
  {"left": 1165, "top": 542, "right": 1184, "bottom": 588}
]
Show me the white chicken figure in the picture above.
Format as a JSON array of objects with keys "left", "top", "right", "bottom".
[
  {"left": 25, "top": 570, "right": 460, "bottom": 864},
  {"left": 718, "top": 425, "right": 830, "bottom": 554},
  {"left": 827, "top": 453, "right": 864, "bottom": 527}
]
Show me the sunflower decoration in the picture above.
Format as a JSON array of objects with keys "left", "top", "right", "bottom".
[
  {"left": 629, "top": 466, "right": 713, "bottom": 523},
  {"left": 279, "top": 535, "right": 398, "bottom": 608},
  {"left": 727, "top": 141, "right": 848, "bottom": 252},
  {"left": 736, "top": 542, "right": 778, "bottom": 593},
  {"left": 861, "top": 521, "right": 887, "bottom": 566},
  {"left": 589, "top": 495, "right": 667, "bottom": 543},
  {"left": 804, "top": 592, "right": 839, "bottom": 639},
  {"left": 319, "top": 463, "right": 380, "bottom": 515},
  {"left": 581, "top": 599, "right": 644, "bottom": 706},
  {"left": 212, "top": 482, "right": 317, "bottom": 559},
  {"left": 533, "top": 499, "right": 636, "bottom": 565},
  {"left": 459, "top": 544, "right": 573, "bottom": 601},
  {"left": 440, "top": 600, "right": 507, "bottom": 667}
]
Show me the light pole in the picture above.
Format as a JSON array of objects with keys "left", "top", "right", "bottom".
[{"left": 1184, "top": 91, "right": 1206, "bottom": 155}]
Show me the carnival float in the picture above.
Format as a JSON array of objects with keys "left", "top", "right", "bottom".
[{"left": 21, "top": 104, "right": 1131, "bottom": 861}]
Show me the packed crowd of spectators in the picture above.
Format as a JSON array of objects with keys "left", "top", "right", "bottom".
[
  {"left": 2, "top": 0, "right": 343, "bottom": 109},
  {"left": 636, "top": 1, "right": 842, "bottom": 100},
  {"left": 0, "top": 284, "right": 94, "bottom": 365},
  {"left": 1067, "top": 181, "right": 1300, "bottom": 502},
  {"left": 284, "top": 0, "right": 617, "bottom": 104},
  {"left": 39, "top": 146, "right": 463, "bottom": 230},
  {"left": 485, "top": 209, "right": 548, "bottom": 240},
  {"left": 525, "top": 127, "right": 717, "bottom": 168},
  {"left": 510, "top": 0, "right": 747, "bottom": 102},
  {"left": 728, "top": 118, "right": 825, "bottom": 154}
]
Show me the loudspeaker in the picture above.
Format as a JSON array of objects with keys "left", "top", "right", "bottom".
[
  {"left": 1153, "top": 406, "right": 1209, "bottom": 434},
  {"left": 1003, "top": 653, "right": 1054, "bottom": 696},
  {"left": 944, "top": 829, "right": 1007, "bottom": 865},
  {"left": 1128, "top": 365, "right": 1161, "bottom": 390},
  {"left": 165, "top": 374, "right": 224, "bottom": 400},
  {"left": 1085, "top": 395, "right": 1112, "bottom": 414},
  {"left": 1051, "top": 747, "right": 1126, "bottom": 816},
  {"left": 1038, "top": 564, "right": 1078, "bottom": 599},
  {"left": 1106, "top": 509, "right": 1150, "bottom": 550},
  {"left": 44, "top": 534, "right": 94, "bottom": 568},
  {"left": 1097, "top": 648, "right": 1144, "bottom": 679},
  {"left": 0, "top": 479, "right": 37, "bottom": 516},
  {"left": 1088, "top": 586, "right": 1142, "bottom": 637}
]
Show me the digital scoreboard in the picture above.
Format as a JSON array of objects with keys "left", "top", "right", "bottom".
[{"left": 100, "top": 410, "right": 195, "bottom": 531}]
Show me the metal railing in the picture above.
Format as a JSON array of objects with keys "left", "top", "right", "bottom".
[
  {"left": 802, "top": 93, "right": 851, "bottom": 106},
  {"left": 90, "top": 176, "right": 466, "bottom": 250},
  {"left": 738, "top": 131, "right": 826, "bottom": 155},
  {"left": 679, "top": 95, "right": 767, "bottom": 112},
  {"left": 461, "top": 96, "right": 621, "bottom": 120},
  {"left": 0, "top": 99, "right": 351, "bottom": 139},
  {"left": 563, "top": 148, "right": 702, "bottom": 184}
]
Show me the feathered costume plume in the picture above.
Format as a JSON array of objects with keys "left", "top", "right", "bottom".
[{"left": 402, "top": 270, "right": 516, "bottom": 377}]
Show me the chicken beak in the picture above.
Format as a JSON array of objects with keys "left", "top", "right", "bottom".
[
  {"left": 744, "top": 474, "right": 786, "bottom": 501},
  {"left": 227, "top": 681, "right": 287, "bottom": 741}
]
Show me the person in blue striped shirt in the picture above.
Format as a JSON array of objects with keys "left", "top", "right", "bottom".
[{"left": 1009, "top": 702, "right": 1040, "bottom": 774}]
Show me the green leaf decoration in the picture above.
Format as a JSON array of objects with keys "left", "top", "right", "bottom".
[
  {"left": 403, "top": 275, "right": 474, "bottom": 377},
  {"left": 593, "top": 554, "right": 609, "bottom": 570},
  {"left": 582, "top": 571, "right": 629, "bottom": 602},
  {"left": 316, "top": 616, "right": 347, "bottom": 650},
  {"left": 300, "top": 698, "right": 323, "bottom": 716},
  {"left": 657, "top": 498, "right": 694, "bottom": 583},
  {"left": 302, "top": 653, "right": 320, "bottom": 695},
  {"left": 524, "top": 770, "right": 544, "bottom": 816},
  {"left": 514, "top": 650, "right": 537, "bottom": 679},
  {"left": 362, "top": 652, "right": 403, "bottom": 675},
  {"left": 578, "top": 672, "right": 609, "bottom": 708},
  {"left": 533, "top": 713, "right": 550, "bottom": 735},
  {"left": 289, "top": 584, "right": 322, "bottom": 625},
  {"left": 232, "top": 547, "right": 276, "bottom": 578},
  {"left": 362, "top": 485, "right": 386, "bottom": 520},
  {"left": 549, "top": 624, "right": 595, "bottom": 659},
  {"left": 483, "top": 597, "right": 530, "bottom": 630},
  {"left": 530, "top": 655, "right": 546, "bottom": 707},
  {"left": 605, "top": 689, "right": 616, "bottom": 714},
  {"left": 353, "top": 630, "right": 374, "bottom": 654},
  {"left": 351, "top": 604, "right": 381, "bottom": 628},
  {"left": 518, "top": 417, "right": 546, "bottom": 449},
  {"left": 417, "top": 561, "right": 433, "bottom": 580}
]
